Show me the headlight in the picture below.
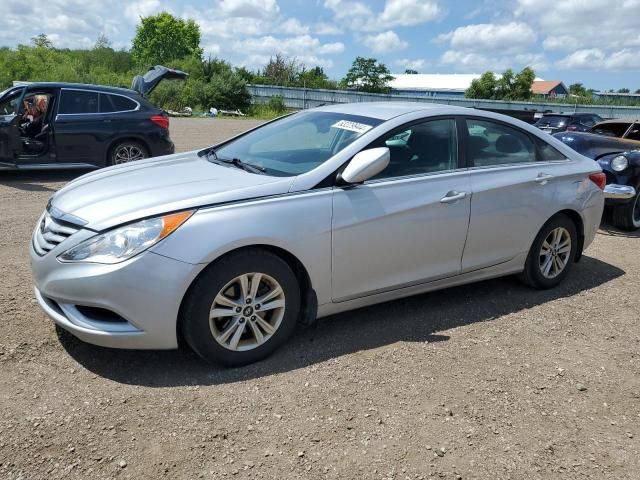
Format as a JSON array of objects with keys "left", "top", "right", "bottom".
[
  {"left": 59, "top": 211, "right": 193, "bottom": 264},
  {"left": 611, "top": 155, "right": 628, "bottom": 172}
]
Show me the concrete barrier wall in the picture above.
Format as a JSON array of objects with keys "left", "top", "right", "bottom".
[{"left": 248, "top": 84, "right": 640, "bottom": 119}]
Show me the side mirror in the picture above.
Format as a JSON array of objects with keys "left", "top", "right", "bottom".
[{"left": 339, "top": 147, "right": 390, "bottom": 185}]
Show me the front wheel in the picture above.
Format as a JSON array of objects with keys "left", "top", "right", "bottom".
[
  {"left": 109, "top": 141, "right": 148, "bottom": 165},
  {"left": 181, "top": 249, "right": 301, "bottom": 366},
  {"left": 519, "top": 214, "right": 578, "bottom": 289},
  {"left": 611, "top": 187, "right": 640, "bottom": 231}
]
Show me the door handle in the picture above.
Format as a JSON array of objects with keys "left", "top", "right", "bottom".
[
  {"left": 440, "top": 190, "right": 468, "bottom": 204},
  {"left": 535, "top": 173, "right": 554, "bottom": 185}
]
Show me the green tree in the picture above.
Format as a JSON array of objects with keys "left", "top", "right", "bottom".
[
  {"left": 635, "top": 89, "right": 640, "bottom": 94},
  {"left": 569, "top": 82, "right": 587, "bottom": 96},
  {"left": 465, "top": 71, "right": 497, "bottom": 99},
  {"left": 341, "top": 57, "right": 394, "bottom": 93},
  {"left": 31, "top": 34, "right": 52, "bottom": 48},
  {"left": 512, "top": 66, "right": 535, "bottom": 100},
  {"left": 131, "top": 12, "right": 203, "bottom": 66},
  {"left": 404, "top": 69, "right": 418, "bottom": 74},
  {"left": 466, "top": 67, "right": 535, "bottom": 100},
  {"left": 618, "top": 88, "right": 630, "bottom": 93}
]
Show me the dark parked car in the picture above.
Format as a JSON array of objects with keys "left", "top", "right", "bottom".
[
  {"left": 535, "top": 113, "right": 603, "bottom": 134},
  {"left": 554, "top": 119, "right": 640, "bottom": 230},
  {"left": 0, "top": 66, "right": 187, "bottom": 170}
]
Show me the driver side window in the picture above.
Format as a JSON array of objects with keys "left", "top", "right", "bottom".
[
  {"left": 0, "top": 89, "right": 23, "bottom": 116},
  {"left": 371, "top": 118, "right": 458, "bottom": 180}
]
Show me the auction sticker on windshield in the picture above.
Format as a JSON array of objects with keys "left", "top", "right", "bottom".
[{"left": 332, "top": 120, "right": 373, "bottom": 134}]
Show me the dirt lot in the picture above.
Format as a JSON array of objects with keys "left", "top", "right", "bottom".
[{"left": 1, "top": 117, "right": 639, "bottom": 480}]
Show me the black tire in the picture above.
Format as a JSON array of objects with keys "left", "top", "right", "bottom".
[
  {"left": 181, "top": 249, "right": 301, "bottom": 367},
  {"left": 108, "top": 141, "right": 148, "bottom": 166},
  {"left": 519, "top": 213, "right": 578, "bottom": 290},
  {"left": 611, "top": 186, "right": 640, "bottom": 231}
]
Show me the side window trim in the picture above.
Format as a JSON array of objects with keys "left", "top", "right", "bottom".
[
  {"left": 56, "top": 88, "right": 140, "bottom": 116},
  {"left": 461, "top": 115, "right": 566, "bottom": 168}
]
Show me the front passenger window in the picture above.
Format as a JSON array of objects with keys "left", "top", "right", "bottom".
[
  {"left": 373, "top": 119, "right": 458, "bottom": 180},
  {"left": 465, "top": 119, "right": 535, "bottom": 167}
]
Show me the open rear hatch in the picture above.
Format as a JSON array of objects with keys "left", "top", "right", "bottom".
[{"left": 131, "top": 65, "right": 189, "bottom": 97}]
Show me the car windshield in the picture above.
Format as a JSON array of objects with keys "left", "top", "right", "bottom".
[
  {"left": 211, "top": 111, "right": 383, "bottom": 177},
  {"left": 535, "top": 115, "right": 570, "bottom": 127}
]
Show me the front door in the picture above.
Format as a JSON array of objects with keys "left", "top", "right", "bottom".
[
  {"left": 331, "top": 118, "right": 471, "bottom": 302},
  {"left": 0, "top": 88, "right": 24, "bottom": 165}
]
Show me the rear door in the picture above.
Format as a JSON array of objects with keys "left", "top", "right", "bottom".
[
  {"left": 461, "top": 117, "right": 569, "bottom": 270},
  {"left": 131, "top": 65, "right": 188, "bottom": 97},
  {"left": 0, "top": 87, "right": 24, "bottom": 165},
  {"left": 53, "top": 88, "right": 109, "bottom": 166}
]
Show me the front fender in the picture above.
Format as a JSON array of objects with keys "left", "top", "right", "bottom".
[{"left": 150, "top": 189, "right": 335, "bottom": 306}]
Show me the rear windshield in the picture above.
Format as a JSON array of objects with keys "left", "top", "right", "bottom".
[
  {"left": 535, "top": 115, "right": 570, "bottom": 127},
  {"left": 591, "top": 123, "right": 631, "bottom": 138},
  {"left": 212, "top": 111, "right": 383, "bottom": 177}
]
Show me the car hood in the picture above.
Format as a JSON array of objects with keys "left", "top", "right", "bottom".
[
  {"left": 553, "top": 131, "right": 640, "bottom": 159},
  {"left": 49, "top": 151, "right": 295, "bottom": 231}
]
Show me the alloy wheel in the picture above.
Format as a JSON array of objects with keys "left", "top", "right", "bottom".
[
  {"left": 539, "top": 227, "right": 572, "bottom": 279},
  {"left": 113, "top": 144, "right": 145, "bottom": 164},
  {"left": 209, "top": 273, "right": 286, "bottom": 351}
]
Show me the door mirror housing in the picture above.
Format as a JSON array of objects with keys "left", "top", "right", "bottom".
[{"left": 339, "top": 147, "right": 390, "bottom": 185}]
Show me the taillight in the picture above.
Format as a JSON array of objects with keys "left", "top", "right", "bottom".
[
  {"left": 150, "top": 115, "right": 169, "bottom": 129},
  {"left": 589, "top": 172, "right": 606, "bottom": 191}
]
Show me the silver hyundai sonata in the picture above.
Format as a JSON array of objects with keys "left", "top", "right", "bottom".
[{"left": 31, "top": 103, "right": 605, "bottom": 366}]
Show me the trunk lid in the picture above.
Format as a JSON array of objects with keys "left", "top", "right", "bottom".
[{"left": 131, "top": 65, "right": 189, "bottom": 97}]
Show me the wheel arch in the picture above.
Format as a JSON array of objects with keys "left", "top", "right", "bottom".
[
  {"left": 176, "top": 244, "right": 318, "bottom": 346},
  {"left": 554, "top": 209, "right": 585, "bottom": 261},
  {"left": 105, "top": 136, "right": 151, "bottom": 166}
]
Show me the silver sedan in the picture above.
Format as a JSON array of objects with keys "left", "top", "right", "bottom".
[{"left": 30, "top": 103, "right": 605, "bottom": 366}]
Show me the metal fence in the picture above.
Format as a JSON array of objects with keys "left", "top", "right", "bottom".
[{"left": 248, "top": 85, "right": 640, "bottom": 119}]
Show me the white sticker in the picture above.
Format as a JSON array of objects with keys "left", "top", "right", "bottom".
[{"left": 331, "top": 120, "right": 373, "bottom": 134}]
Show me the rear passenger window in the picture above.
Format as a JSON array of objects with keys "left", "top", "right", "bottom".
[
  {"left": 465, "top": 119, "right": 535, "bottom": 167},
  {"left": 59, "top": 90, "right": 98, "bottom": 114},
  {"left": 100, "top": 93, "right": 137, "bottom": 113},
  {"left": 535, "top": 137, "right": 566, "bottom": 161}
]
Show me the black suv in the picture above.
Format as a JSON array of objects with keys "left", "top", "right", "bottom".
[
  {"left": 535, "top": 112, "right": 603, "bottom": 134},
  {"left": 0, "top": 66, "right": 187, "bottom": 170}
]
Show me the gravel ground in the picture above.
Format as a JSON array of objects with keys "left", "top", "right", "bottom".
[{"left": 1, "top": 117, "right": 639, "bottom": 480}]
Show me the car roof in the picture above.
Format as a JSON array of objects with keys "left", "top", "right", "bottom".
[
  {"left": 595, "top": 118, "right": 639, "bottom": 125},
  {"left": 541, "top": 112, "right": 595, "bottom": 117},
  {"left": 19, "top": 82, "right": 138, "bottom": 96},
  {"left": 312, "top": 101, "right": 488, "bottom": 121}
]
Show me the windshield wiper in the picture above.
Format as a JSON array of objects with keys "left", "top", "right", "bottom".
[
  {"left": 205, "top": 149, "right": 266, "bottom": 174},
  {"left": 219, "top": 157, "right": 266, "bottom": 174}
]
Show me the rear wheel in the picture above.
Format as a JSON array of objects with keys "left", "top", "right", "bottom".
[
  {"left": 109, "top": 141, "right": 148, "bottom": 165},
  {"left": 181, "top": 249, "right": 301, "bottom": 366},
  {"left": 611, "top": 187, "right": 640, "bottom": 231},
  {"left": 519, "top": 214, "right": 578, "bottom": 289}
]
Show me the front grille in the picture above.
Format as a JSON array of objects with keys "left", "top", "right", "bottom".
[{"left": 33, "top": 212, "right": 80, "bottom": 256}]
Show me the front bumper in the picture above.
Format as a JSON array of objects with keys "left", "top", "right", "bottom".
[
  {"left": 604, "top": 184, "right": 636, "bottom": 203},
  {"left": 31, "top": 243, "right": 203, "bottom": 350}
]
